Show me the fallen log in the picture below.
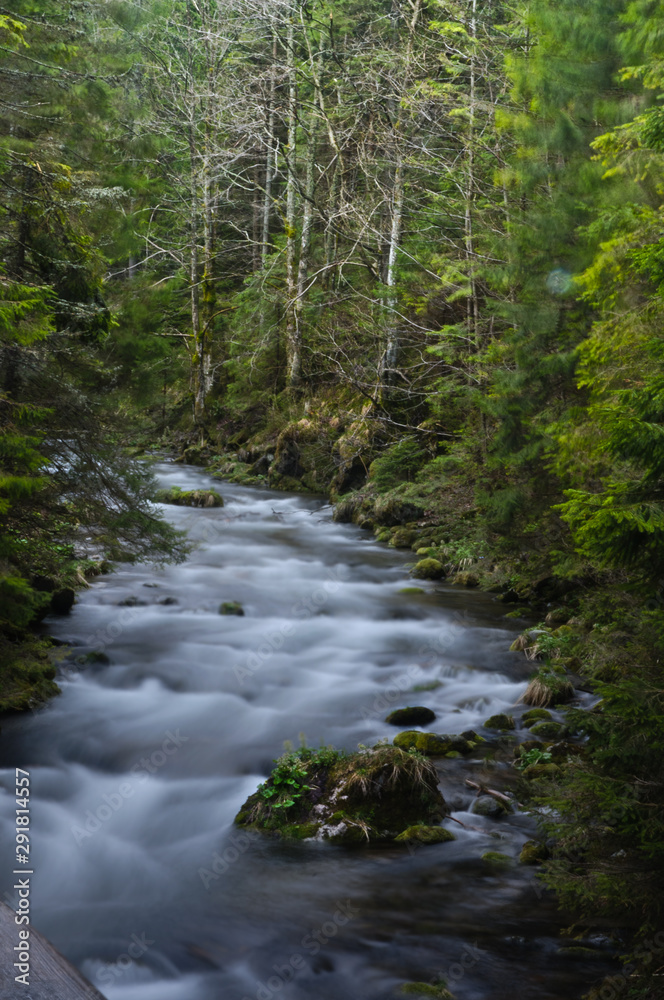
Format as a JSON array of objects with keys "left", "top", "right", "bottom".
[{"left": 0, "top": 901, "right": 104, "bottom": 1000}]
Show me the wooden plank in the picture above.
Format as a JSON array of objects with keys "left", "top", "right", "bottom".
[{"left": 0, "top": 901, "right": 105, "bottom": 1000}]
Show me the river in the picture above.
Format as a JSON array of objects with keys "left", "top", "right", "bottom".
[{"left": 0, "top": 462, "right": 611, "bottom": 999}]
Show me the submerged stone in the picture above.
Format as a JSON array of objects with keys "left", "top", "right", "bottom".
[{"left": 481, "top": 851, "right": 513, "bottom": 867}]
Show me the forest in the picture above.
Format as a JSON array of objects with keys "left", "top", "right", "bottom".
[{"left": 1, "top": 1, "right": 664, "bottom": 998}]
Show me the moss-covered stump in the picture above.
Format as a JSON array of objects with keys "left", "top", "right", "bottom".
[
  {"left": 411, "top": 558, "right": 445, "bottom": 581},
  {"left": 154, "top": 487, "right": 223, "bottom": 508},
  {"left": 393, "top": 731, "right": 477, "bottom": 756},
  {"left": 235, "top": 743, "right": 446, "bottom": 844},
  {"left": 386, "top": 706, "right": 436, "bottom": 727}
]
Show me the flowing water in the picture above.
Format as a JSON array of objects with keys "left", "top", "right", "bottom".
[{"left": 0, "top": 463, "right": 611, "bottom": 1000}]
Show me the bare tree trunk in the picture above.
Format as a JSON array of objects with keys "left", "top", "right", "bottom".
[
  {"left": 465, "top": 0, "right": 479, "bottom": 349},
  {"left": 261, "top": 32, "right": 278, "bottom": 268},
  {"left": 295, "top": 38, "right": 323, "bottom": 341},
  {"left": 284, "top": 16, "right": 300, "bottom": 387},
  {"left": 378, "top": 0, "right": 422, "bottom": 400}
]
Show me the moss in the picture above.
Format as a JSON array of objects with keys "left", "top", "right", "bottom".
[
  {"left": 235, "top": 743, "right": 446, "bottom": 844},
  {"left": 399, "top": 983, "right": 455, "bottom": 999},
  {"left": 481, "top": 851, "right": 513, "bottom": 867},
  {"left": 399, "top": 587, "right": 425, "bottom": 595},
  {"left": 529, "top": 721, "right": 565, "bottom": 739},
  {"left": 522, "top": 708, "right": 553, "bottom": 727},
  {"left": 390, "top": 528, "right": 419, "bottom": 549},
  {"left": 395, "top": 825, "right": 456, "bottom": 845},
  {"left": 522, "top": 762, "right": 562, "bottom": 780},
  {"left": 519, "top": 840, "right": 549, "bottom": 864},
  {"left": 219, "top": 601, "right": 245, "bottom": 616},
  {"left": 483, "top": 713, "right": 515, "bottom": 731},
  {"left": 450, "top": 571, "right": 480, "bottom": 587},
  {"left": 386, "top": 707, "right": 436, "bottom": 727},
  {"left": 155, "top": 487, "right": 223, "bottom": 508},
  {"left": 393, "top": 731, "right": 473, "bottom": 755},
  {"left": 0, "top": 636, "right": 61, "bottom": 713},
  {"left": 411, "top": 558, "right": 445, "bottom": 580}
]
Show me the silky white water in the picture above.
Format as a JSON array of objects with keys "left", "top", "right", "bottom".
[{"left": 0, "top": 464, "right": 607, "bottom": 1000}]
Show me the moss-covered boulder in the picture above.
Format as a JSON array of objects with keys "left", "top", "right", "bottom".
[
  {"left": 529, "top": 720, "right": 565, "bottom": 739},
  {"left": 155, "top": 487, "right": 223, "bottom": 508},
  {"left": 393, "top": 731, "right": 476, "bottom": 756},
  {"left": 450, "top": 571, "right": 480, "bottom": 587},
  {"left": 373, "top": 496, "right": 425, "bottom": 527},
  {"left": 411, "top": 558, "right": 445, "bottom": 581},
  {"left": 394, "top": 825, "right": 456, "bottom": 845},
  {"left": 521, "top": 708, "right": 553, "bottom": 727},
  {"left": 522, "top": 762, "right": 561, "bottom": 780},
  {"left": 219, "top": 601, "right": 245, "bottom": 616},
  {"left": 519, "top": 840, "right": 549, "bottom": 864},
  {"left": 471, "top": 795, "right": 512, "bottom": 817},
  {"left": 386, "top": 706, "right": 436, "bottom": 727},
  {"left": 521, "top": 667, "right": 575, "bottom": 707},
  {"left": 483, "top": 713, "right": 515, "bottom": 731},
  {"left": 481, "top": 851, "right": 513, "bottom": 867},
  {"left": 235, "top": 743, "right": 446, "bottom": 844},
  {"left": 390, "top": 528, "right": 419, "bottom": 549}
]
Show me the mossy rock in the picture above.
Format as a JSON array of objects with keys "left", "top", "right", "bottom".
[
  {"left": 529, "top": 721, "right": 565, "bottom": 739},
  {"left": 390, "top": 528, "right": 419, "bottom": 549},
  {"left": 386, "top": 707, "right": 436, "bottom": 727},
  {"left": 155, "top": 487, "right": 223, "bottom": 508},
  {"left": 521, "top": 675, "right": 575, "bottom": 708},
  {"left": 399, "top": 587, "right": 425, "bottom": 595},
  {"left": 545, "top": 609, "right": 569, "bottom": 626},
  {"left": 519, "top": 840, "right": 549, "bottom": 865},
  {"left": 471, "top": 795, "right": 512, "bottom": 818},
  {"left": 522, "top": 708, "right": 553, "bottom": 727},
  {"left": 522, "top": 762, "right": 561, "bottom": 780},
  {"left": 483, "top": 713, "right": 515, "bottom": 731},
  {"left": 450, "top": 571, "right": 480, "bottom": 588},
  {"left": 394, "top": 825, "right": 456, "bottom": 845},
  {"left": 376, "top": 529, "right": 392, "bottom": 543},
  {"left": 235, "top": 743, "right": 446, "bottom": 844},
  {"left": 411, "top": 558, "right": 445, "bottom": 581},
  {"left": 481, "top": 851, "right": 513, "bottom": 867},
  {"left": 372, "top": 496, "right": 424, "bottom": 527},
  {"left": 400, "top": 983, "right": 455, "bottom": 998},
  {"left": 219, "top": 601, "right": 245, "bottom": 616},
  {"left": 393, "top": 731, "right": 474, "bottom": 755}
]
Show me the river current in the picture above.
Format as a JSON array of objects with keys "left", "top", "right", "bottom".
[{"left": 0, "top": 463, "right": 609, "bottom": 999}]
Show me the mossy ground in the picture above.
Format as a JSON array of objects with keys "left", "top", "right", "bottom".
[{"left": 0, "top": 636, "right": 61, "bottom": 713}]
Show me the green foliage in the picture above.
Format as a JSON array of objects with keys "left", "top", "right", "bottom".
[
  {"left": 369, "top": 438, "right": 427, "bottom": 491},
  {"left": 257, "top": 746, "right": 346, "bottom": 812},
  {"left": 516, "top": 748, "right": 553, "bottom": 770}
]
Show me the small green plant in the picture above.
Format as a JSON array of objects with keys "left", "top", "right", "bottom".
[
  {"left": 516, "top": 748, "right": 553, "bottom": 770},
  {"left": 258, "top": 746, "right": 345, "bottom": 811},
  {"left": 369, "top": 438, "right": 426, "bottom": 490}
]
